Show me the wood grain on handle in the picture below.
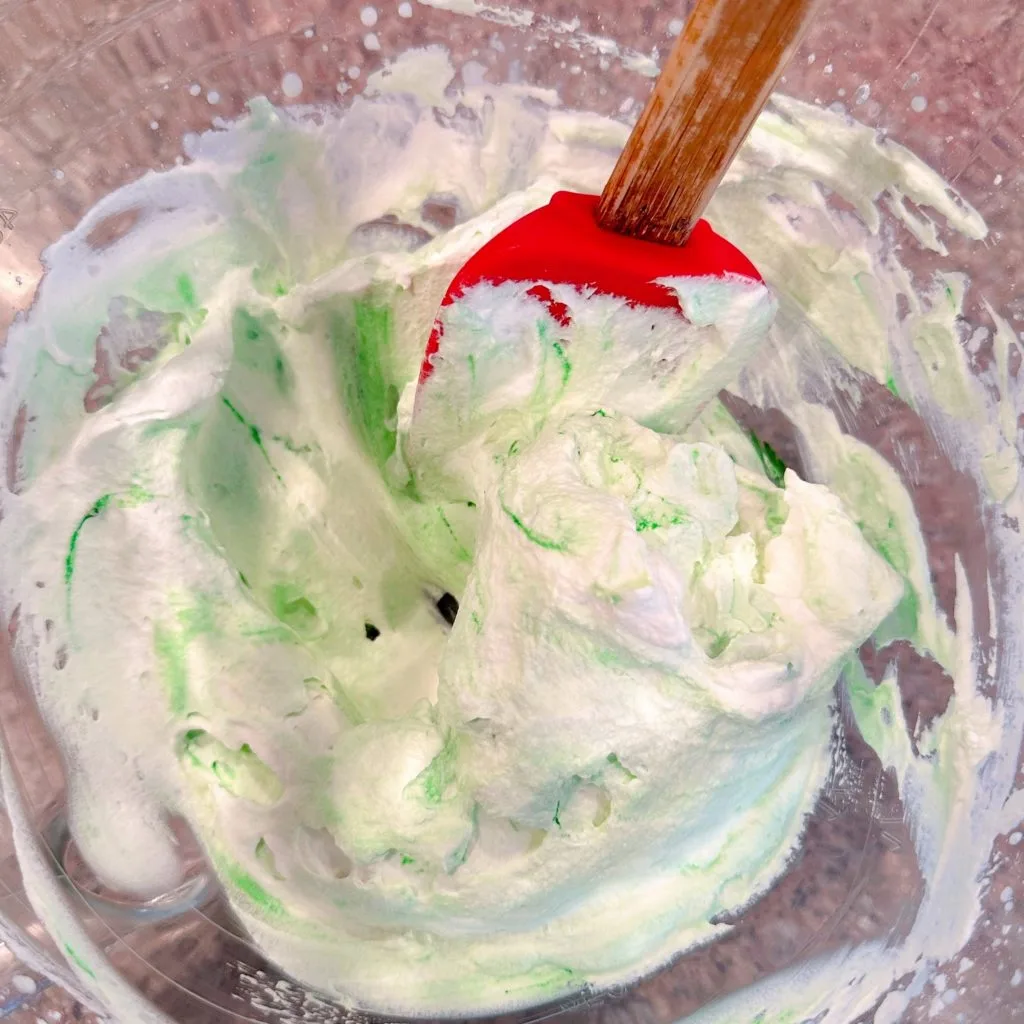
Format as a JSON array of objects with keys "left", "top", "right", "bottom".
[{"left": 597, "top": 0, "right": 822, "bottom": 246}]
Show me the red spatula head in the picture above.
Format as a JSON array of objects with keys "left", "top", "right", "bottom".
[{"left": 419, "top": 191, "right": 762, "bottom": 384}]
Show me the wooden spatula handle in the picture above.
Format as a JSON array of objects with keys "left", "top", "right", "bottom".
[{"left": 597, "top": 0, "right": 821, "bottom": 247}]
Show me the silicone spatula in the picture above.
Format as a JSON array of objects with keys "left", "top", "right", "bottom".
[
  {"left": 405, "top": 0, "right": 822, "bottom": 504},
  {"left": 418, "top": 0, "right": 821, "bottom": 386}
]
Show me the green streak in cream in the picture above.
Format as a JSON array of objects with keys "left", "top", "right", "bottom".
[
  {"left": 269, "top": 584, "right": 322, "bottom": 640},
  {"left": 499, "top": 498, "right": 570, "bottom": 552},
  {"left": 271, "top": 434, "right": 315, "bottom": 455},
  {"left": 551, "top": 340, "right": 571, "bottom": 386},
  {"left": 154, "top": 597, "right": 216, "bottom": 715},
  {"left": 220, "top": 395, "right": 282, "bottom": 482},
  {"left": 219, "top": 854, "right": 287, "bottom": 919},
  {"left": 330, "top": 298, "right": 399, "bottom": 468},
  {"left": 749, "top": 434, "right": 787, "bottom": 489},
  {"left": 65, "top": 484, "right": 156, "bottom": 603},
  {"left": 176, "top": 273, "right": 198, "bottom": 310},
  {"left": 606, "top": 752, "right": 637, "bottom": 781},
  {"left": 233, "top": 308, "right": 292, "bottom": 394},
  {"left": 63, "top": 942, "right": 97, "bottom": 980},
  {"left": 438, "top": 509, "right": 472, "bottom": 562},
  {"left": 65, "top": 494, "right": 113, "bottom": 587},
  {"left": 418, "top": 734, "right": 458, "bottom": 805},
  {"left": 536, "top": 321, "right": 572, "bottom": 392},
  {"left": 153, "top": 624, "right": 189, "bottom": 715}
]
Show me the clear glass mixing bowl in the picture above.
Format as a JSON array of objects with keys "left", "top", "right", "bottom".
[{"left": 0, "top": 1, "right": 1021, "bottom": 1022}]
